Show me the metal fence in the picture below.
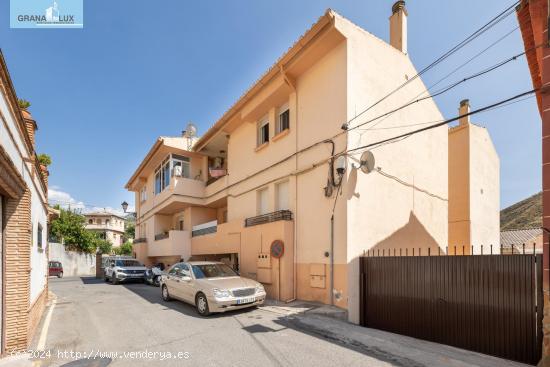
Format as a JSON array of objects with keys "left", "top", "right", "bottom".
[
  {"left": 359, "top": 251, "right": 543, "bottom": 365},
  {"left": 244, "top": 210, "right": 293, "bottom": 227}
]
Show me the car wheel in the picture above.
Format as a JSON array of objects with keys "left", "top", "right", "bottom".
[
  {"left": 195, "top": 293, "right": 210, "bottom": 316},
  {"left": 104, "top": 274, "right": 109, "bottom": 282},
  {"left": 162, "top": 285, "right": 171, "bottom": 301},
  {"left": 57, "top": 272, "right": 63, "bottom": 278}
]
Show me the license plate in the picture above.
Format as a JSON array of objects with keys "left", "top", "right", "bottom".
[{"left": 237, "top": 297, "right": 255, "bottom": 305}]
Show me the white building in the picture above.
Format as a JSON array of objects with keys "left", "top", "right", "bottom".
[{"left": 84, "top": 212, "right": 126, "bottom": 247}]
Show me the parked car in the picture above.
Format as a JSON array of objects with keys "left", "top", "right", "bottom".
[
  {"left": 49, "top": 261, "right": 63, "bottom": 278},
  {"left": 160, "top": 261, "right": 266, "bottom": 316},
  {"left": 103, "top": 256, "right": 146, "bottom": 284}
]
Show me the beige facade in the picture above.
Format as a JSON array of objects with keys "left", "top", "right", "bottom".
[
  {"left": 127, "top": 5, "right": 497, "bottom": 323},
  {"left": 0, "top": 51, "right": 50, "bottom": 353},
  {"left": 448, "top": 100, "right": 500, "bottom": 255},
  {"left": 84, "top": 212, "right": 125, "bottom": 247}
]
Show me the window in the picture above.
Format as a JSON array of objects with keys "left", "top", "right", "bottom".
[
  {"left": 277, "top": 105, "right": 290, "bottom": 134},
  {"left": 106, "top": 219, "right": 110, "bottom": 225},
  {"left": 140, "top": 186, "right": 147, "bottom": 202},
  {"left": 257, "top": 188, "right": 269, "bottom": 215},
  {"left": 178, "top": 219, "right": 184, "bottom": 231},
  {"left": 88, "top": 219, "right": 93, "bottom": 224},
  {"left": 97, "top": 219, "right": 102, "bottom": 225},
  {"left": 155, "top": 157, "right": 170, "bottom": 195},
  {"left": 155, "top": 155, "right": 191, "bottom": 195},
  {"left": 37, "top": 223, "right": 43, "bottom": 249},
  {"left": 257, "top": 118, "right": 269, "bottom": 146},
  {"left": 172, "top": 155, "right": 190, "bottom": 178},
  {"left": 276, "top": 180, "right": 289, "bottom": 210}
]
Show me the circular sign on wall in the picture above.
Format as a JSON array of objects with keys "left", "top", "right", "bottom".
[{"left": 270, "top": 240, "right": 284, "bottom": 259}]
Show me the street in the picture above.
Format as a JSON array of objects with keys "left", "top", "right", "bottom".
[{"left": 16, "top": 277, "right": 528, "bottom": 367}]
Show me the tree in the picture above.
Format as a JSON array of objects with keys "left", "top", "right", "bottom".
[
  {"left": 49, "top": 208, "right": 101, "bottom": 253},
  {"left": 37, "top": 153, "right": 52, "bottom": 167},
  {"left": 124, "top": 222, "right": 135, "bottom": 242},
  {"left": 18, "top": 98, "right": 31, "bottom": 110},
  {"left": 115, "top": 242, "right": 133, "bottom": 256},
  {"left": 96, "top": 238, "right": 112, "bottom": 255}
]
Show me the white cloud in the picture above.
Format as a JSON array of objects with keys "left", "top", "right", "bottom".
[{"left": 48, "top": 188, "right": 134, "bottom": 217}]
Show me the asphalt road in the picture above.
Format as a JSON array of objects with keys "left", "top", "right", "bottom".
[{"left": 38, "top": 277, "right": 372, "bottom": 367}]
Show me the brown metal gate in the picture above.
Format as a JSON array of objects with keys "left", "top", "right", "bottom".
[{"left": 359, "top": 254, "right": 543, "bottom": 365}]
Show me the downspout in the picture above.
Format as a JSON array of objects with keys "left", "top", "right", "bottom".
[{"left": 280, "top": 64, "right": 298, "bottom": 302}]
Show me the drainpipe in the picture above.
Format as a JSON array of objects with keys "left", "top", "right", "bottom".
[
  {"left": 330, "top": 214, "right": 334, "bottom": 306},
  {"left": 280, "top": 64, "right": 298, "bottom": 302}
]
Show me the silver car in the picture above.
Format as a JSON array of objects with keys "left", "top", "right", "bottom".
[{"left": 160, "top": 261, "right": 266, "bottom": 316}]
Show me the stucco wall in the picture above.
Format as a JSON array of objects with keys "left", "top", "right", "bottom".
[
  {"left": 338, "top": 17, "right": 449, "bottom": 324},
  {"left": 49, "top": 242, "right": 96, "bottom": 277}
]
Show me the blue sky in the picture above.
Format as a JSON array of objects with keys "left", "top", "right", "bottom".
[{"left": 0, "top": 0, "right": 539, "bottom": 212}]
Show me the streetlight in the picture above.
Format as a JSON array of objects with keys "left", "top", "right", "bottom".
[{"left": 121, "top": 201, "right": 129, "bottom": 213}]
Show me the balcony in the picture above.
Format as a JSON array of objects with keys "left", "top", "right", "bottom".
[
  {"left": 148, "top": 230, "right": 191, "bottom": 258},
  {"left": 140, "top": 176, "right": 206, "bottom": 215},
  {"left": 192, "top": 220, "right": 217, "bottom": 237},
  {"left": 244, "top": 210, "right": 293, "bottom": 227}
]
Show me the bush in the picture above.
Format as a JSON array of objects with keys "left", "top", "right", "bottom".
[
  {"left": 37, "top": 153, "right": 52, "bottom": 167},
  {"left": 114, "top": 242, "right": 133, "bottom": 256}
]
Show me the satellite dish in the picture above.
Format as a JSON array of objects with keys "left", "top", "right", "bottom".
[
  {"left": 184, "top": 122, "right": 198, "bottom": 138},
  {"left": 359, "top": 151, "right": 375, "bottom": 174}
]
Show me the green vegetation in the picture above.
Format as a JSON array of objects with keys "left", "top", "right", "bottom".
[
  {"left": 500, "top": 192, "right": 542, "bottom": 231},
  {"left": 49, "top": 208, "right": 114, "bottom": 253},
  {"left": 37, "top": 153, "right": 52, "bottom": 167},
  {"left": 114, "top": 242, "right": 133, "bottom": 256},
  {"left": 18, "top": 98, "right": 31, "bottom": 110}
]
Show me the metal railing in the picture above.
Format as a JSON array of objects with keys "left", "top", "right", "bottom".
[
  {"left": 192, "top": 225, "right": 217, "bottom": 237},
  {"left": 133, "top": 238, "right": 146, "bottom": 244},
  {"left": 244, "top": 210, "right": 293, "bottom": 227},
  {"left": 362, "top": 243, "right": 540, "bottom": 257},
  {"left": 154, "top": 233, "right": 169, "bottom": 241}
]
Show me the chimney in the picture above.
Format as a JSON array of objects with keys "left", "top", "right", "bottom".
[
  {"left": 390, "top": 1, "right": 408, "bottom": 54},
  {"left": 459, "top": 99, "right": 470, "bottom": 125},
  {"left": 21, "top": 109, "right": 37, "bottom": 148}
]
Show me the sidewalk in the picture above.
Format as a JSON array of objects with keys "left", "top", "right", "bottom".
[{"left": 259, "top": 300, "right": 530, "bottom": 367}]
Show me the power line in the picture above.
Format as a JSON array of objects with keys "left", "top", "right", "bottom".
[
  {"left": 341, "top": 88, "right": 538, "bottom": 157},
  {"left": 347, "top": 44, "right": 537, "bottom": 133},
  {"left": 342, "top": 1, "right": 519, "bottom": 131}
]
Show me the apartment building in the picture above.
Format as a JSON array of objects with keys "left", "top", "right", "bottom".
[
  {"left": 126, "top": 3, "right": 496, "bottom": 323},
  {"left": 84, "top": 212, "right": 125, "bottom": 247},
  {"left": 0, "top": 51, "right": 50, "bottom": 352}
]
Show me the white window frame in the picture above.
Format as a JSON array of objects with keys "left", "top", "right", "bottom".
[
  {"left": 257, "top": 117, "right": 269, "bottom": 146},
  {"left": 140, "top": 186, "right": 147, "bottom": 202},
  {"left": 257, "top": 187, "right": 269, "bottom": 215},
  {"left": 276, "top": 104, "right": 290, "bottom": 135},
  {"left": 275, "top": 180, "right": 289, "bottom": 211}
]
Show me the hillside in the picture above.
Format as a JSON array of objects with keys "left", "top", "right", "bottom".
[{"left": 500, "top": 192, "right": 542, "bottom": 231}]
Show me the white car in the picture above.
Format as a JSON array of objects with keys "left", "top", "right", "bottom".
[
  {"left": 103, "top": 257, "right": 147, "bottom": 284},
  {"left": 160, "top": 261, "right": 266, "bottom": 316}
]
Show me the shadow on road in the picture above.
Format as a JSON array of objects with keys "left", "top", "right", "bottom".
[{"left": 116, "top": 280, "right": 256, "bottom": 320}]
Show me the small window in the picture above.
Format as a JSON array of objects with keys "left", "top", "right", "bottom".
[
  {"left": 88, "top": 219, "right": 93, "bottom": 224},
  {"left": 257, "top": 118, "right": 269, "bottom": 146},
  {"left": 106, "top": 219, "right": 110, "bottom": 225},
  {"left": 97, "top": 219, "right": 102, "bottom": 225},
  {"left": 37, "top": 224, "right": 43, "bottom": 249},
  {"left": 277, "top": 107, "right": 290, "bottom": 134}
]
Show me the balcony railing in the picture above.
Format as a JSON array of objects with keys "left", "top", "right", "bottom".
[
  {"left": 134, "top": 238, "right": 146, "bottom": 244},
  {"left": 154, "top": 232, "right": 169, "bottom": 241},
  {"left": 244, "top": 210, "right": 293, "bottom": 227},
  {"left": 192, "top": 220, "right": 218, "bottom": 237}
]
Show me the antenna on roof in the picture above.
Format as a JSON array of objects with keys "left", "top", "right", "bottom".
[{"left": 183, "top": 122, "right": 198, "bottom": 150}]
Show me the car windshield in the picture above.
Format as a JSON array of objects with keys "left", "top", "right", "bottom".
[
  {"left": 115, "top": 260, "right": 142, "bottom": 267},
  {"left": 192, "top": 264, "right": 237, "bottom": 279}
]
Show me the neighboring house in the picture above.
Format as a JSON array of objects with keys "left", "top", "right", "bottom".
[
  {"left": 84, "top": 212, "right": 125, "bottom": 247},
  {"left": 0, "top": 51, "right": 50, "bottom": 352},
  {"left": 448, "top": 99, "right": 500, "bottom": 254},
  {"left": 500, "top": 228, "right": 542, "bottom": 254},
  {"left": 126, "top": 4, "right": 496, "bottom": 323}
]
